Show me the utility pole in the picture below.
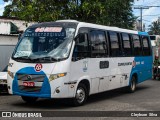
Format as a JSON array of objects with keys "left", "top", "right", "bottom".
[
  {"left": 134, "top": 6, "right": 149, "bottom": 31},
  {"left": 134, "top": 6, "right": 160, "bottom": 31}
]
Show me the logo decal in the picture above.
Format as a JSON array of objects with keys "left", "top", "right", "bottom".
[
  {"left": 132, "top": 61, "right": 136, "bottom": 67},
  {"left": 83, "top": 61, "right": 88, "bottom": 72},
  {"left": 35, "top": 64, "right": 43, "bottom": 72},
  {"left": 27, "top": 75, "right": 32, "bottom": 80}
]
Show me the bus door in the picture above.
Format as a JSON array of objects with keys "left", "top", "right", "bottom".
[
  {"left": 70, "top": 33, "right": 90, "bottom": 95},
  {"left": 88, "top": 30, "right": 110, "bottom": 93}
]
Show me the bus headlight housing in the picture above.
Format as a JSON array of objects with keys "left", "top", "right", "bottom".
[
  {"left": 8, "top": 70, "right": 14, "bottom": 79},
  {"left": 49, "top": 73, "right": 67, "bottom": 81}
]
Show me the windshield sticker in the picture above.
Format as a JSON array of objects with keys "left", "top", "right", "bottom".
[
  {"left": 25, "top": 32, "right": 65, "bottom": 37},
  {"left": 14, "top": 51, "right": 31, "bottom": 57},
  {"left": 66, "top": 28, "right": 75, "bottom": 38},
  {"left": 35, "top": 27, "right": 62, "bottom": 32}
]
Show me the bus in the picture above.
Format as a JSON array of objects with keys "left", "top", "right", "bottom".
[
  {"left": 149, "top": 35, "right": 160, "bottom": 60},
  {"left": 7, "top": 20, "right": 153, "bottom": 106}
]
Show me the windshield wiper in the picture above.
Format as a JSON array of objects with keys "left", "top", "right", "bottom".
[
  {"left": 13, "top": 56, "right": 35, "bottom": 62},
  {"left": 14, "top": 56, "right": 31, "bottom": 60},
  {"left": 13, "top": 56, "right": 60, "bottom": 63},
  {"left": 33, "top": 56, "right": 59, "bottom": 62}
]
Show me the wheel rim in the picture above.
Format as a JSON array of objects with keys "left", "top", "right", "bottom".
[
  {"left": 131, "top": 80, "right": 135, "bottom": 91},
  {"left": 75, "top": 87, "right": 86, "bottom": 104}
]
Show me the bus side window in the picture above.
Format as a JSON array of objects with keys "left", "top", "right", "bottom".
[
  {"left": 142, "top": 36, "right": 151, "bottom": 56},
  {"left": 90, "top": 30, "right": 108, "bottom": 57},
  {"left": 108, "top": 31, "right": 120, "bottom": 57},
  {"left": 132, "top": 35, "right": 142, "bottom": 56},
  {"left": 121, "top": 33, "right": 132, "bottom": 56},
  {"left": 72, "top": 33, "right": 89, "bottom": 61}
]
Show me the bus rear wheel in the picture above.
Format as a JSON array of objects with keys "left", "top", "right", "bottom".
[
  {"left": 127, "top": 76, "right": 137, "bottom": 93},
  {"left": 21, "top": 96, "right": 38, "bottom": 103},
  {"left": 72, "top": 83, "right": 88, "bottom": 106}
]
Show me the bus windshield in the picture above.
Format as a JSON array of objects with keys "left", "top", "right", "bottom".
[{"left": 12, "top": 27, "right": 75, "bottom": 62}]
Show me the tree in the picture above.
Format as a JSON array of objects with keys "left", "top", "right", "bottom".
[
  {"left": 3, "top": 0, "right": 135, "bottom": 29},
  {"left": 148, "top": 21, "right": 160, "bottom": 35}
]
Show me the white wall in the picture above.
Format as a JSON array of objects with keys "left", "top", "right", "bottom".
[
  {"left": 0, "top": 18, "right": 35, "bottom": 32},
  {"left": 0, "top": 35, "right": 18, "bottom": 45},
  {"left": 0, "top": 22, "right": 11, "bottom": 34}
]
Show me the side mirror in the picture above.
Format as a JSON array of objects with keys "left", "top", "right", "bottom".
[{"left": 74, "top": 33, "right": 87, "bottom": 43}]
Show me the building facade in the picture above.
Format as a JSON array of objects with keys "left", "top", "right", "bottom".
[{"left": 0, "top": 17, "right": 35, "bottom": 71}]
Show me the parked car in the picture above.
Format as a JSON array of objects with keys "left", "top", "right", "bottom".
[{"left": 0, "top": 66, "right": 8, "bottom": 93}]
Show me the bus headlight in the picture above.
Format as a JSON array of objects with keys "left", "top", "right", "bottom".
[
  {"left": 49, "top": 73, "right": 67, "bottom": 81},
  {"left": 8, "top": 70, "right": 14, "bottom": 79}
]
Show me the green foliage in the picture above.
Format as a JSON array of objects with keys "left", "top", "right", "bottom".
[
  {"left": 3, "top": 0, "right": 135, "bottom": 29},
  {"left": 148, "top": 21, "right": 160, "bottom": 35}
]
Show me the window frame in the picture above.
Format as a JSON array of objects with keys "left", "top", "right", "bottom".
[
  {"left": 108, "top": 31, "right": 122, "bottom": 57},
  {"left": 120, "top": 32, "right": 133, "bottom": 57},
  {"left": 72, "top": 27, "right": 90, "bottom": 61},
  {"left": 141, "top": 35, "right": 151, "bottom": 56},
  {"left": 131, "top": 34, "right": 143, "bottom": 56},
  {"left": 89, "top": 28, "right": 109, "bottom": 58}
]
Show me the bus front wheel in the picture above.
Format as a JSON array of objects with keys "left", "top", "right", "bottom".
[
  {"left": 72, "top": 83, "right": 88, "bottom": 106},
  {"left": 21, "top": 96, "right": 38, "bottom": 103}
]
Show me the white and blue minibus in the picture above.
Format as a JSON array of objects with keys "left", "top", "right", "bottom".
[{"left": 7, "top": 20, "right": 153, "bottom": 106}]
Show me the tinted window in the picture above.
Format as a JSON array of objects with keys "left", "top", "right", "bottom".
[
  {"left": 72, "top": 34, "right": 89, "bottom": 61},
  {"left": 150, "top": 36, "right": 156, "bottom": 40},
  {"left": 108, "top": 31, "right": 120, "bottom": 57},
  {"left": 121, "top": 33, "right": 132, "bottom": 56},
  {"left": 132, "top": 35, "right": 142, "bottom": 56},
  {"left": 90, "top": 30, "right": 107, "bottom": 57},
  {"left": 142, "top": 36, "right": 151, "bottom": 56}
]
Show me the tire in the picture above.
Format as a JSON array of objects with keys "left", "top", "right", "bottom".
[
  {"left": 127, "top": 76, "right": 137, "bottom": 93},
  {"left": 21, "top": 96, "right": 38, "bottom": 103},
  {"left": 72, "top": 83, "right": 88, "bottom": 106}
]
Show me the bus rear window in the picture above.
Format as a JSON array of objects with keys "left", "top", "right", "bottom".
[{"left": 150, "top": 36, "right": 156, "bottom": 40}]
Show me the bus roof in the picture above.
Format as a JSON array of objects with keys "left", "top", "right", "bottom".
[
  {"left": 29, "top": 20, "right": 148, "bottom": 35},
  {"left": 56, "top": 20, "right": 146, "bottom": 35}
]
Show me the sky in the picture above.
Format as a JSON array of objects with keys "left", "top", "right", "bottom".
[
  {"left": 0, "top": 0, "right": 160, "bottom": 31},
  {"left": 0, "top": 0, "right": 10, "bottom": 16},
  {"left": 133, "top": 0, "right": 160, "bottom": 31}
]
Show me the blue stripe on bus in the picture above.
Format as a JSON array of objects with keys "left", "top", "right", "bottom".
[
  {"left": 12, "top": 67, "right": 51, "bottom": 98},
  {"left": 129, "top": 56, "right": 153, "bottom": 85},
  {"left": 138, "top": 31, "right": 148, "bottom": 36}
]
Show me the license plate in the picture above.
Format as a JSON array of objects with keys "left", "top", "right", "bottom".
[{"left": 23, "top": 82, "right": 35, "bottom": 87}]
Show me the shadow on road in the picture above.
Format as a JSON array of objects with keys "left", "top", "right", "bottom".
[
  {"left": 0, "top": 92, "right": 10, "bottom": 96},
  {"left": 11, "top": 85, "right": 151, "bottom": 109},
  {"left": 87, "top": 85, "right": 150, "bottom": 105}
]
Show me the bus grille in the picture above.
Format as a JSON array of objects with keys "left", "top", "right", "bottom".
[{"left": 17, "top": 74, "right": 45, "bottom": 92}]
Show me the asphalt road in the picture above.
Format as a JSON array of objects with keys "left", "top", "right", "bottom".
[{"left": 0, "top": 79, "right": 160, "bottom": 120}]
